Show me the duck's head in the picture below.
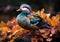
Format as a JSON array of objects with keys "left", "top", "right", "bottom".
[{"left": 16, "top": 4, "right": 32, "bottom": 13}]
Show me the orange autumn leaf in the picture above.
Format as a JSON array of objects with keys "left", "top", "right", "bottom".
[
  {"left": 0, "top": 21, "right": 6, "bottom": 27},
  {"left": 12, "top": 25, "right": 21, "bottom": 33},
  {"left": 2, "top": 27, "right": 10, "bottom": 33},
  {"left": 40, "top": 13, "right": 47, "bottom": 19}
]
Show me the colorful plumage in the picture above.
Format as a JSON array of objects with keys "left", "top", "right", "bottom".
[{"left": 16, "top": 4, "right": 50, "bottom": 30}]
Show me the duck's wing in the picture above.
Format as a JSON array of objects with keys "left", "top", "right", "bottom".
[{"left": 17, "top": 17, "right": 40, "bottom": 30}]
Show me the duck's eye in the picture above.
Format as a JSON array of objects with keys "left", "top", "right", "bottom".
[{"left": 23, "top": 7, "right": 30, "bottom": 10}]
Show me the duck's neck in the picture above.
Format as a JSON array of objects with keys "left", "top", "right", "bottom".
[{"left": 19, "top": 11, "right": 31, "bottom": 16}]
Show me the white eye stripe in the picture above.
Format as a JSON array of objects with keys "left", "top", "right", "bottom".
[
  {"left": 21, "top": 8, "right": 30, "bottom": 13},
  {"left": 21, "top": 8, "right": 28, "bottom": 10}
]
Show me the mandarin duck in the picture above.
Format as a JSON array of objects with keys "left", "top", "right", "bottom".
[{"left": 16, "top": 4, "right": 50, "bottom": 30}]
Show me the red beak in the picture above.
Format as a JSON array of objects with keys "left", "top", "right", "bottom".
[{"left": 16, "top": 8, "right": 21, "bottom": 11}]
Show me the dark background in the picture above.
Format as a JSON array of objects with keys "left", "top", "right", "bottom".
[
  {"left": 0, "top": 0, "right": 60, "bottom": 11},
  {"left": 0, "top": 0, "right": 60, "bottom": 22}
]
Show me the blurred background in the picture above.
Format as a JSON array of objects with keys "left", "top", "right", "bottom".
[
  {"left": 0, "top": 0, "right": 60, "bottom": 42},
  {"left": 0, "top": 0, "right": 60, "bottom": 22}
]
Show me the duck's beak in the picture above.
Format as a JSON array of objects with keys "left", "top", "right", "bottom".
[{"left": 16, "top": 8, "right": 21, "bottom": 11}]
